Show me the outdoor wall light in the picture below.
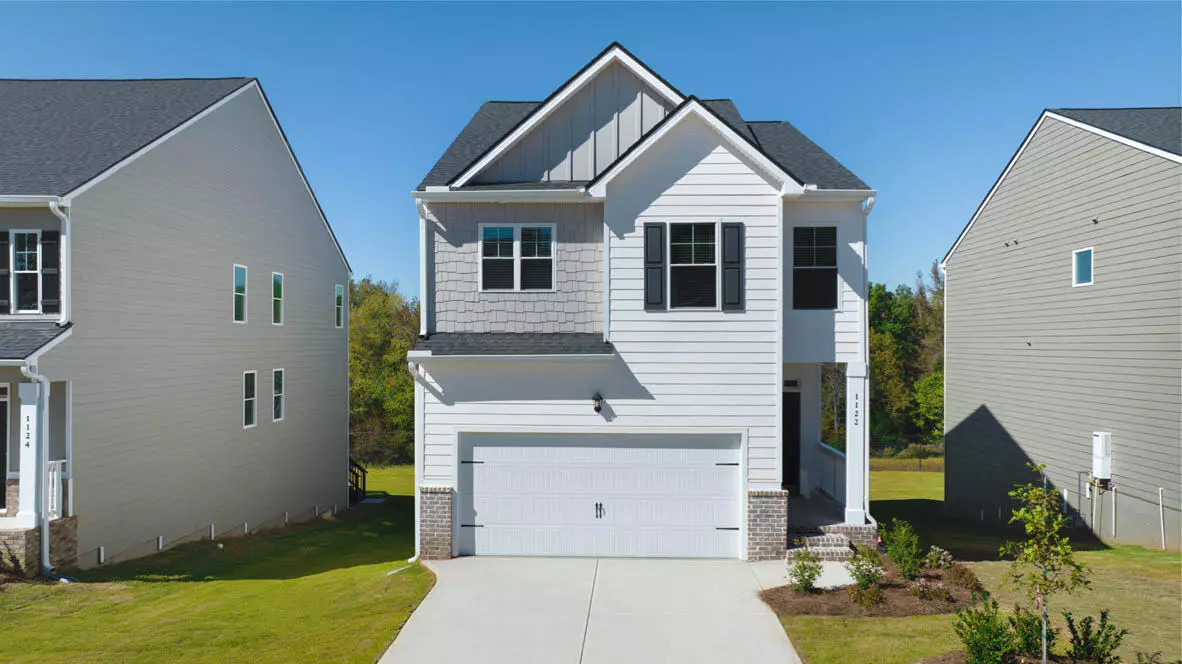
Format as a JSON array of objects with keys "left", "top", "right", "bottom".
[{"left": 592, "top": 393, "right": 604, "bottom": 413}]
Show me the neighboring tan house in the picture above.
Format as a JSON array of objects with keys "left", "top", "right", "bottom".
[
  {"left": 943, "top": 107, "right": 1181, "bottom": 550},
  {"left": 407, "top": 43, "right": 878, "bottom": 562},
  {"left": 0, "top": 78, "right": 351, "bottom": 574}
]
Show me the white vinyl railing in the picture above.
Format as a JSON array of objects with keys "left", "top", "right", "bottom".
[
  {"left": 47, "top": 460, "right": 66, "bottom": 520},
  {"left": 815, "top": 442, "right": 846, "bottom": 504}
]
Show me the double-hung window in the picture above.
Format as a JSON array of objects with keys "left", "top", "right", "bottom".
[
  {"left": 12, "top": 231, "right": 40, "bottom": 313},
  {"left": 272, "top": 272, "right": 284, "bottom": 325},
  {"left": 334, "top": 284, "right": 344, "bottom": 328},
  {"left": 272, "top": 369, "right": 285, "bottom": 422},
  {"left": 792, "top": 227, "right": 839, "bottom": 310},
  {"left": 1072, "top": 248, "right": 1093, "bottom": 287},
  {"left": 669, "top": 223, "right": 717, "bottom": 308},
  {"left": 243, "top": 371, "right": 257, "bottom": 429},
  {"left": 233, "top": 265, "right": 248, "bottom": 323},
  {"left": 480, "top": 224, "right": 554, "bottom": 291}
]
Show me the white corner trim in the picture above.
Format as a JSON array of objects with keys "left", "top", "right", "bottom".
[
  {"left": 1046, "top": 111, "right": 1182, "bottom": 164},
  {"left": 587, "top": 100, "right": 804, "bottom": 198},
  {"left": 450, "top": 45, "right": 685, "bottom": 188}
]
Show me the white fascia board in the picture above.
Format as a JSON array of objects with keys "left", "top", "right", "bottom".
[
  {"left": 408, "top": 353, "right": 615, "bottom": 365},
  {"left": 588, "top": 101, "right": 803, "bottom": 198},
  {"left": 450, "top": 46, "right": 685, "bottom": 188},
  {"left": 794, "top": 189, "right": 878, "bottom": 202},
  {"left": 0, "top": 196, "right": 62, "bottom": 207},
  {"left": 1046, "top": 112, "right": 1182, "bottom": 164},
  {"left": 410, "top": 189, "right": 590, "bottom": 203}
]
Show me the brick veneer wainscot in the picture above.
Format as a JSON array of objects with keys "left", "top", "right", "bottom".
[
  {"left": 746, "top": 490, "right": 789, "bottom": 561},
  {"left": 420, "top": 486, "right": 454, "bottom": 560}
]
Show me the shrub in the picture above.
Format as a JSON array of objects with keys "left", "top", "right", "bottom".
[
  {"left": 895, "top": 442, "right": 945, "bottom": 459},
  {"left": 907, "top": 578, "right": 952, "bottom": 601},
  {"left": 882, "top": 518, "right": 923, "bottom": 580},
  {"left": 1009, "top": 603, "right": 1056, "bottom": 657},
  {"left": 844, "top": 547, "right": 886, "bottom": 590},
  {"left": 947, "top": 562, "right": 985, "bottom": 592},
  {"left": 846, "top": 583, "right": 885, "bottom": 609},
  {"left": 785, "top": 543, "right": 823, "bottom": 594},
  {"left": 953, "top": 593, "right": 1017, "bottom": 664},
  {"left": 924, "top": 545, "right": 955, "bottom": 570},
  {"left": 1064, "top": 610, "right": 1128, "bottom": 664}
]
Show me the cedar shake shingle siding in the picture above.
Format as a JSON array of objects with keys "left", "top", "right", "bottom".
[{"left": 944, "top": 114, "right": 1182, "bottom": 549}]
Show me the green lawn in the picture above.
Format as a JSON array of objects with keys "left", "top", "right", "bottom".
[
  {"left": 780, "top": 470, "right": 1182, "bottom": 664},
  {"left": 0, "top": 466, "right": 430, "bottom": 663},
  {"left": 367, "top": 465, "right": 416, "bottom": 499}
]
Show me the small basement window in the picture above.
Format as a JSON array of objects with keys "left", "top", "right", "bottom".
[
  {"left": 793, "top": 227, "right": 838, "bottom": 309},
  {"left": 669, "top": 222, "right": 717, "bottom": 308},
  {"left": 1073, "top": 248, "right": 1093, "bottom": 287},
  {"left": 243, "top": 370, "right": 257, "bottom": 429}
]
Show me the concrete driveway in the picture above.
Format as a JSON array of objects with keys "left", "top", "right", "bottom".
[{"left": 380, "top": 557, "right": 806, "bottom": 664}]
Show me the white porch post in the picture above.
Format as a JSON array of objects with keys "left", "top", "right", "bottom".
[
  {"left": 844, "top": 362, "right": 868, "bottom": 524},
  {"left": 15, "top": 381, "right": 41, "bottom": 528}
]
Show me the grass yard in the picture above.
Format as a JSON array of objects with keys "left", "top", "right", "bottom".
[
  {"left": 869, "top": 457, "right": 945, "bottom": 472},
  {"left": 0, "top": 466, "right": 430, "bottom": 664},
  {"left": 780, "top": 470, "right": 1182, "bottom": 664},
  {"left": 367, "top": 464, "right": 416, "bottom": 499}
]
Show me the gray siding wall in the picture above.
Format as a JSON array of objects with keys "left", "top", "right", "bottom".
[
  {"left": 36, "top": 86, "right": 350, "bottom": 566},
  {"left": 945, "top": 117, "right": 1182, "bottom": 549},
  {"left": 472, "top": 62, "right": 672, "bottom": 184},
  {"left": 426, "top": 202, "right": 603, "bottom": 334}
]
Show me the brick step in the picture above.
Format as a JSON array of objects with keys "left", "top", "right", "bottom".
[
  {"left": 788, "top": 533, "right": 850, "bottom": 548},
  {"left": 785, "top": 545, "right": 852, "bottom": 562}
]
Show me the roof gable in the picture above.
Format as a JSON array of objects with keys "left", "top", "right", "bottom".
[{"left": 1051, "top": 108, "right": 1181, "bottom": 157}]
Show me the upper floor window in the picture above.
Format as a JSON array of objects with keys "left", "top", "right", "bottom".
[
  {"left": 669, "top": 223, "right": 716, "bottom": 308},
  {"left": 272, "top": 272, "right": 284, "bottom": 325},
  {"left": 272, "top": 368, "right": 285, "bottom": 422},
  {"left": 243, "top": 370, "right": 257, "bottom": 429},
  {"left": 1073, "top": 248, "right": 1093, "bottom": 287},
  {"left": 1, "top": 230, "right": 60, "bottom": 315},
  {"left": 479, "top": 224, "right": 554, "bottom": 292},
  {"left": 792, "top": 227, "right": 838, "bottom": 310},
  {"left": 334, "top": 284, "right": 344, "bottom": 328},
  {"left": 233, "top": 265, "right": 248, "bottom": 323}
]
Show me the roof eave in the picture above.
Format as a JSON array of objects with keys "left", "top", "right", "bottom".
[{"left": 411, "top": 188, "right": 590, "bottom": 203}]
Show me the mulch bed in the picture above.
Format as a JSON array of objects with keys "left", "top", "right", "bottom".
[
  {"left": 759, "top": 563, "right": 977, "bottom": 618},
  {"left": 917, "top": 652, "right": 1084, "bottom": 663}
]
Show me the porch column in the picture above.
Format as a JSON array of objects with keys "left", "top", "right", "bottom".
[
  {"left": 15, "top": 382, "right": 41, "bottom": 527},
  {"left": 844, "top": 362, "right": 868, "bottom": 524}
]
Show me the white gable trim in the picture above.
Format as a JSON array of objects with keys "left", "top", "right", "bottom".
[
  {"left": 943, "top": 110, "right": 1182, "bottom": 266},
  {"left": 587, "top": 99, "right": 804, "bottom": 198},
  {"left": 449, "top": 45, "right": 685, "bottom": 188}
]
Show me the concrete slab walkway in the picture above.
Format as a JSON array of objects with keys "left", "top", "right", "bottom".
[{"left": 380, "top": 557, "right": 841, "bottom": 664}]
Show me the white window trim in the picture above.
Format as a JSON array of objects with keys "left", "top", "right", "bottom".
[
  {"left": 1072, "top": 247, "right": 1094, "bottom": 287},
  {"left": 272, "top": 368, "right": 285, "bottom": 423},
  {"left": 272, "top": 271, "right": 284, "bottom": 326},
  {"left": 334, "top": 284, "right": 345, "bottom": 328},
  {"left": 233, "top": 264, "right": 248, "bottom": 324},
  {"left": 477, "top": 223, "right": 558, "bottom": 293},
  {"left": 11, "top": 230, "right": 42, "bottom": 315},
  {"left": 666, "top": 221, "right": 721, "bottom": 311},
  {"left": 791, "top": 225, "right": 843, "bottom": 312},
  {"left": 243, "top": 370, "right": 257, "bottom": 429}
]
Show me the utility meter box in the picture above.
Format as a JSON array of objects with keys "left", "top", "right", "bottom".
[{"left": 1092, "top": 432, "right": 1112, "bottom": 481}]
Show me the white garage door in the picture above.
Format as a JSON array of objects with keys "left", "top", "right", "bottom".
[{"left": 455, "top": 432, "right": 742, "bottom": 558}]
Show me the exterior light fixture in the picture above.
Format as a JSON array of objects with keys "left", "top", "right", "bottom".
[{"left": 592, "top": 394, "right": 604, "bottom": 413}]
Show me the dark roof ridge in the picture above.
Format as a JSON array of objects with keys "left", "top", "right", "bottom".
[
  {"left": 0, "top": 76, "right": 253, "bottom": 82},
  {"left": 483, "top": 100, "right": 544, "bottom": 104},
  {"left": 1052, "top": 105, "right": 1181, "bottom": 111}
]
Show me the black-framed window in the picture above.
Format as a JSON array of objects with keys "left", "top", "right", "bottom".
[
  {"left": 520, "top": 226, "right": 553, "bottom": 290},
  {"left": 480, "top": 225, "right": 554, "bottom": 291},
  {"left": 670, "top": 223, "right": 717, "bottom": 308},
  {"left": 793, "top": 226, "right": 838, "bottom": 310},
  {"left": 481, "top": 226, "right": 515, "bottom": 290}
]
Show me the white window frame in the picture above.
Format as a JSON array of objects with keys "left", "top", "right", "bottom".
[
  {"left": 334, "top": 284, "right": 345, "bottom": 328},
  {"left": 477, "top": 223, "right": 557, "bottom": 293},
  {"left": 243, "top": 370, "right": 257, "bottom": 429},
  {"left": 11, "top": 230, "right": 42, "bottom": 314},
  {"left": 666, "top": 221, "right": 721, "bottom": 311},
  {"left": 791, "top": 225, "right": 843, "bottom": 312},
  {"left": 272, "top": 272, "right": 284, "bottom": 326},
  {"left": 1072, "top": 247, "right": 1094, "bottom": 287},
  {"left": 233, "top": 264, "right": 248, "bottom": 324},
  {"left": 272, "top": 368, "right": 285, "bottom": 423}
]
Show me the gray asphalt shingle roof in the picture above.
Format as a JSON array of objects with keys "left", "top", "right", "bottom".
[
  {"left": 0, "top": 322, "right": 70, "bottom": 360},
  {"left": 0, "top": 78, "right": 253, "bottom": 195},
  {"left": 414, "top": 333, "right": 614, "bottom": 356},
  {"left": 1051, "top": 108, "right": 1181, "bottom": 156}
]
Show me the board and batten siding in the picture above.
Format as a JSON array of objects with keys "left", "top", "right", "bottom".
[
  {"left": 425, "top": 202, "right": 603, "bottom": 334},
  {"left": 37, "top": 86, "right": 350, "bottom": 566},
  {"left": 472, "top": 62, "right": 673, "bottom": 184},
  {"left": 944, "top": 116, "right": 1182, "bottom": 549}
]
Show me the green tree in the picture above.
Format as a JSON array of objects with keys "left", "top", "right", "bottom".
[
  {"left": 912, "top": 369, "right": 943, "bottom": 441},
  {"left": 913, "top": 260, "right": 945, "bottom": 375},
  {"left": 869, "top": 328, "right": 912, "bottom": 438},
  {"left": 1000, "top": 464, "right": 1092, "bottom": 664},
  {"left": 349, "top": 278, "right": 419, "bottom": 465}
]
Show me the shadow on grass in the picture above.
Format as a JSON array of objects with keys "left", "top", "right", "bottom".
[{"left": 74, "top": 496, "right": 416, "bottom": 584}]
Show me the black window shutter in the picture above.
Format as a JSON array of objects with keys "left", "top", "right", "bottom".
[
  {"left": 41, "top": 231, "right": 60, "bottom": 314},
  {"left": 0, "top": 234, "right": 8, "bottom": 314},
  {"left": 643, "top": 223, "right": 666, "bottom": 311},
  {"left": 721, "top": 222, "right": 744, "bottom": 311}
]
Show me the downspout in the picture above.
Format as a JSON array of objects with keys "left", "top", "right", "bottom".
[
  {"left": 861, "top": 197, "right": 876, "bottom": 528},
  {"left": 407, "top": 359, "right": 423, "bottom": 563},
  {"left": 20, "top": 362, "right": 52, "bottom": 575},
  {"left": 47, "top": 201, "right": 70, "bottom": 326}
]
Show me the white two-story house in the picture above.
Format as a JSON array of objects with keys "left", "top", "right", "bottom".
[{"left": 408, "top": 43, "right": 877, "bottom": 561}]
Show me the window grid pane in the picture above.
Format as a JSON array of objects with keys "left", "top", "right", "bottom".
[
  {"left": 243, "top": 372, "right": 257, "bottom": 428},
  {"left": 670, "top": 223, "right": 716, "bottom": 266},
  {"left": 273, "top": 370, "right": 284, "bottom": 421}
]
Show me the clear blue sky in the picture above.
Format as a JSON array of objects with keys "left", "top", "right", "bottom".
[{"left": 1, "top": 2, "right": 1178, "bottom": 294}]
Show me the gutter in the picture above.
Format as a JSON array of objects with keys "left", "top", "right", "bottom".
[{"left": 47, "top": 201, "right": 71, "bottom": 326}]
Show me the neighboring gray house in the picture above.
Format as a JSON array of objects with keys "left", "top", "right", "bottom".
[
  {"left": 0, "top": 78, "right": 351, "bottom": 573},
  {"left": 408, "top": 43, "right": 878, "bottom": 563},
  {"left": 943, "top": 107, "right": 1181, "bottom": 550}
]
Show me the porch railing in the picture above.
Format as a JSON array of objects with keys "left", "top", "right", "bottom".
[
  {"left": 47, "top": 459, "right": 66, "bottom": 520},
  {"left": 348, "top": 458, "right": 367, "bottom": 505},
  {"left": 815, "top": 443, "right": 845, "bottom": 504}
]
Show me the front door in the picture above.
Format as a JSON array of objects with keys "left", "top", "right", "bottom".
[{"left": 782, "top": 391, "right": 801, "bottom": 492}]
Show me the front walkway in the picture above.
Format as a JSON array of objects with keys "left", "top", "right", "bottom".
[{"left": 381, "top": 557, "right": 823, "bottom": 664}]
